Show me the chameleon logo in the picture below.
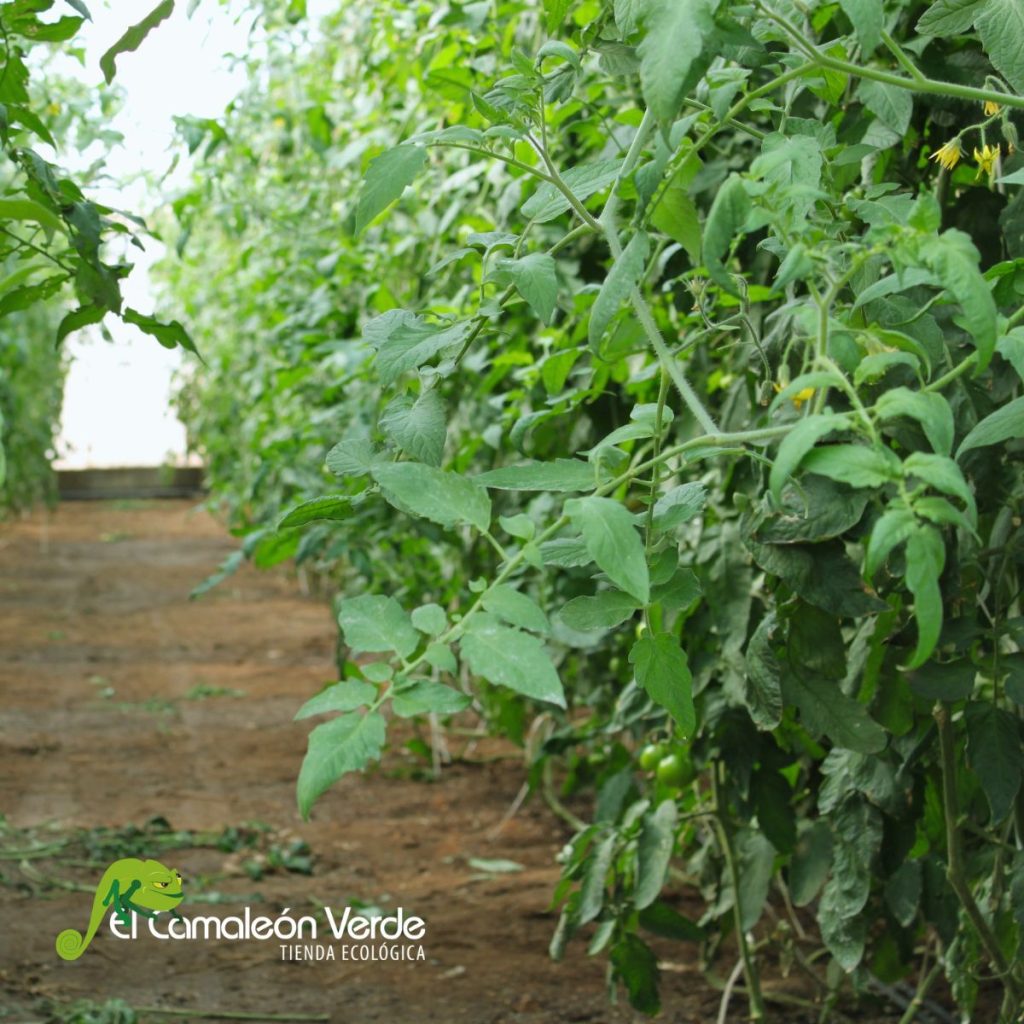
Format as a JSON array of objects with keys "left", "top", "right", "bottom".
[{"left": 55, "top": 857, "right": 185, "bottom": 961}]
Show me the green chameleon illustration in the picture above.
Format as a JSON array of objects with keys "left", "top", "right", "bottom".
[{"left": 55, "top": 858, "right": 185, "bottom": 961}]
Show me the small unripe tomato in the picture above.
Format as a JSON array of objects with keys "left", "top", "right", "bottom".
[
  {"left": 656, "top": 752, "right": 695, "bottom": 788},
  {"left": 638, "top": 743, "right": 665, "bottom": 772}
]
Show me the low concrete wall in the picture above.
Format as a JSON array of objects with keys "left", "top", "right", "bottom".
[{"left": 58, "top": 466, "right": 206, "bottom": 500}]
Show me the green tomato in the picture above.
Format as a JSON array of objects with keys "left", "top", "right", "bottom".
[
  {"left": 638, "top": 743, "right": 665, "bottom": 772},
  {"left": 656, "top": 752, "right": 695, "bottom": 788}
]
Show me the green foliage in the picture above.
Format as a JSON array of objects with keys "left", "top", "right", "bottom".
[{"left": 162, "top": 0, "right": 1024, "bottom": 1018}]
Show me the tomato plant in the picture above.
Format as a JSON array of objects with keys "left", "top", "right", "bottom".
[{"left": 142, "top": 0, "right": 1024, "bottom": 1018}]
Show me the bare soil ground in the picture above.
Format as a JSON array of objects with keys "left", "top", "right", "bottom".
[{"left": 0, "top": 501, "right": 935, "bottom": 1024}]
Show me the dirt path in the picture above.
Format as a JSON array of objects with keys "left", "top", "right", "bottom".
[{"left": 0, "top": 501, "right": 719, "bottom": 1024}]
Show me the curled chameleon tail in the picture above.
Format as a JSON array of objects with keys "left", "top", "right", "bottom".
[{"left": 55, "top": 882, "right": 109, "bottom": 961}]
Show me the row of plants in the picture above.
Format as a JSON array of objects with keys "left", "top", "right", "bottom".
[
  {"left": 163, "top": 0, "right": 1024, "bottom": 1018},
  {"left": 0, "top": 0, "right": 198, "bottom": 514}
]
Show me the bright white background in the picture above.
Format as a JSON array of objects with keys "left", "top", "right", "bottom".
[{"left": 55, "top": 1, "right": 250, "bottom": 468}]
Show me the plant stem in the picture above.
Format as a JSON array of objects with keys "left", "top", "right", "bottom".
[
  {"left": 933, "top": 702, "right": 1023, "bottom": 1007},
  {"left": 135, "top": 1009, "right": 329, "bottom": 1022},
  {"left": 896, "top": 961, "right": 943, "bottom": 1024},
  {"left": 711, "top": 761, "right": 765, "bottom": 1021}
]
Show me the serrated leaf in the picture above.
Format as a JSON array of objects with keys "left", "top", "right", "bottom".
[
  {"left": 294, "top": 681, "right": 377, "bottom": 720},
  {"left": 372, "top": 461, "right": 491, "bottom": 532},
  {"left": 801, "top": 444, "right": 901, "bottom": 489},
  {"left": 566, "top": 495, "right": 650, "bottom": 603},
  {"left": 492, "top": 252, "right": 559, "bottom": 324},
  {"left": 976, "top": 0, "right": 1024, "bottom": 93},
  {"left": 325, "top": 437, "right": 384, "bottom": 477},
  {"left": 629, "top": 633, "right": 695, "bottom": 735},
  {"left": 559, "top": 590, "right": 641, "bottom": 631},
  {"left": 354, "top": 145, "right": 427, "bottom": 234},
  {"left": 637, "top": 0, "right": 718, "bottom": 123},
  {"left": 364, "top": 311, "right": 471, "bottom": 386},
  {"left": 589, "top": 230, "right": 649, "bottom": 351},
  {"left": 745, "top": 612, "right": 783, "bottom": 730},
  {"left": 411, "top": 603, "right": 446, "bottom": 636},
  {"left": 858, "top": 79, "right": 912, "bottom": 134},
  {"left": 482, "top": 584, "right": 550, "bottom": 634},
  {"left": 379, "top": 389, "right": 447, "bottom": 467},
  {"left": 56, "top": 304, "right": 104, "bottom": 346},
  {"left": 123, "top": 308, "right": 198, "bottom": 354},
  {"left": 790, "top": 820, "right": 833, "bottom": 906},
  {"left": 652, "top": 482, "right": 706, "bottom": 531},
  {"left": 917, "top": 0, "right": 984, "bottom": 35},
  {"left": 461, "top": 616, "right": 565, "bottom": 707},
  {"left": 392, "top": 679, "right": 471, "bottom": 718},
  {"left": 782, "top": 672, "right": 887, "bottom": 752},
  {"left": 522, "top": 158, "right": 623, "bottom": 222},
  {"left": 100, "top": 0, "right": 175, "bottom": 84},
  {"left": 838, "top": 0, "right": 882, "bottom": 52},
  {"left": 338, "top": 594, "right": 419, "bottom": 658},
  {"left": 702, "top": 173, "right": 749, "bottom": 294},
  {"left": 297, "top": 711, "right": 386, "bottom": 818}
]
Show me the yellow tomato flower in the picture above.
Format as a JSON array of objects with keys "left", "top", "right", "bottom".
[
  {"left": 772, "top": 382, "right": 815, "bottom": 409},
  {"left": 974, "top": 143, "right": 999, "bottom": 181},
  {"left": 930, "top": 138, "right": 962, "bottom": 171},
  {"left": 984, "top": 100, "right": 1002, "bottom": 116}
]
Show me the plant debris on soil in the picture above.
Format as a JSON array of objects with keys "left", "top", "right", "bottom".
[{"left": 0, "top": 501, "right": 936, "bottom": 1023}]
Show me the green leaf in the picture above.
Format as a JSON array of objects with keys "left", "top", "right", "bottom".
[
  {"left": 338, "top": 594, "right": 419, "bottom": 658},
  {"left": 903, "top": 525, "right": 946, "bottom": 669},
  {"left": 758, "top": 476, "right": 869, "bottom": 544},
  {"left": 559, "top": 590, "right": 641, "bottom": 631},
  {"left": 379, "top": 390, "right": 447, "bottom": 467},
  {"left": 543, "top": 0, "right": 573, "bottom": 33},
  {"left": 353, "top": 145, "right": 427, "bottom": 234},
  {"left": 875, "top": 387, "right": 954, "bottom": 455},
  {"left": 735, "top": 830, "right": 776, "bottom": 930},
  {"left": 0, "top": 196, "right": 63, "bottom": 236},
  {"left": 917, "top": 0, "right": 985, "bottom": 35},
  {"left": 492, "top": 253, "right": 559, "bottom": 324},
  {"left": 702, "top": 173, "right": 750, "bottom": 294},
  {"left": 482, "top": 584, "right": 550, "bottom": 635},
  {"left": 589, "top": 230, "right": 649, "bottom": 351},
  {"left": 650, "top": 181, "right": 701, "bottom": 261},
  {"left": 56, "top": 304, "right": 104, "bottom": 346},
  {"left": 752, "top": 770, "right": 796, "bottom": 853},
  {"left": 781, "top": 672, "right": 887, "bottom": 752},
  {"left": 636, "top": 0, "right": 719, "bottom": 124},
  {"left": 769, "top": 414, "right": 847, "bottom": 503},
  {"left": 966, "top": 703, "right": 1023, "bottom": 823},
  {"left": 789, "top": 821, "right": 833, "bottom": 906},
  {"left": 905, "top": 659, "right": 974, "bottom": 701},
  {"left": 865, "top": 506, "right": 917, "bottom": 577},
  {"left": 629, "top": 633, "right": 695, "bottom": 736},
  {"left": 392, "top": 679, "right": 471, "bottom": 718},
  {"left": 461, "top": 615, "right": 566, "bottom": 707},
  {"left": 635, "top": 800, "right": 677, "bottom": 909},
  {"left": 294, "top": 681, "right": 377, "bottom": 720},
  {"left": 365, "top": 311, "right": 471, "bottom": 386},
  {"left": 957, "top": 396, "right": 1024, "bottom": 456},
  {"left": 123, "top": 308, "right": 197, "bottom": 354},
  {"left": 565, "top": 496, "right": 650, "bottom": 603},
  {"left": 522, "top": 158, "right": 623, "bottom": 222},
  {"left": 920, "top": 234, "right": 997, "bottom": 368},
  {"left": 903, "top": 452, "right": 977, "bottom": 523},
  {"left": 838, "top": 0, "right": 882, "bottom": 52},
  {"left": 278, "top": 494, "right": 351, "bottom": 529},
  {"left": 100, "top": 0, "right": 175, "bottom": 84},
  {"left": 475, "top": 458, "right": 598, "bottom": 492},
  {"left": 325, "top": 437, "right": 384, "bottom": 477},
  {"left": 884, "top": 862, "right": 922, "bottom": 928},
  {"left": 609, "top": 934, "right": 660, "bottom": 1016},
  {"left": 411, "top": 603, "right": 447, "bottom": 636},
  {"left": 296, "top": 711, "right": 386, "bottom": 819},
  {"left": 372, "top": 461, "right": 492, "bottom": 532},
  {"left": 652, "top": 482, "right": 706, "bottom": 531},
  {"left": 857, "top": 80, "right": 912, "bottom": 134},
  {"left": 745, "top": 612, "right": 783, "bottom": 730},
  {"left": 801, "top": 444, "right": 901, "bottom": 489},
  {"left": 976, "top": 0, "right": 1024, "bottom": 93}
]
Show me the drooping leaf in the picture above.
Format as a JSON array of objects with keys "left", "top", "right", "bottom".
[
  {"left": 100, "top": 0, "right": 175, "bottom": 84},
  {"left": 838, "top": 0, "right": 882, "bottom": 52},
  {"left": 492, "top": 252, "right": 559, "bottom": 324},
  {"left": 566, "top": 495, "right": 650, "bottom": 603},
  {"left": 702, "top": 173, "right": 749, "bottom": 294},
  {"left": 965, "top": 703, "right": 1023, "bottom": 823},
  {"left": 123, "top": 308, "right": 198, "bottom": 354},
  {"left": 379, "top": 389, "right": 447, "bottom": 467},
  {"left": 957, "top": 396, "right": 1024, "bottom": 456},
  {"left": 296, "top": 711, "right": 387, "bottom": 818},
  {"left": 629, "top": 633, "right": 695, "bottom": 735},
  {"left": 522, "top": 158, "right": 623, "bottom": 222},
  {"left": 976, "top": 0, "right": 1024, "bottom": 93},
  {"left": 875, "top": 387, "right": 954, "bottom": 456},
  {"left": 294, "top": 681, "right": 377, "bottom": 720},
  {"left": 353, "top": 145, "right": 427, "bottom": 234},
  {"left": 278, "top": 495, "right": 351, "bottom": 529},
  {"left": 589, "top": 230, "right": 649, "bottom": 351},
  {"left": 917, "top": 0, "right": 985, "bottom": 35},
  {"left": 781, "top": 671, "right": 887, "bottom": 752},
  {"left": 635, "top": 801, "right": 678, "bottom": 909}
]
